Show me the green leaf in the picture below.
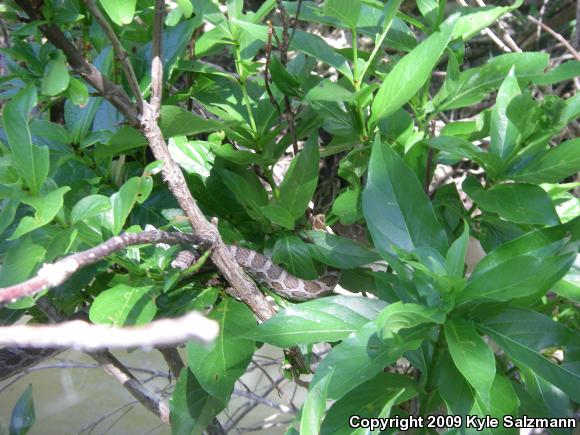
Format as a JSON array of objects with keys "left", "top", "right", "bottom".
[
  {"left": 323, "top": 0, "right": 362, "bottom": 30},
  {"left": 168, "top": 139, "right": 214, "bottom": 178},
  {"left": 458, "top": 254, "right": 574, "bottom": 304},
  {"left": 0, "top": 238, "right": 46, "bottom": 288},
  {"left": 463, "top": 177, "right": 559, "bottom": 226},
  {"left": 0, "top": 199, "right": 20, "bottom": 238},
  {"left": 552, "top": 279, "right": 580, "bottom": 303},
  {"left": 218, "top": 168, "right": 268, "bottom": 221},
  {"left": 311, "top": 320, "right": 432, "bottom": 400},
  {"left": 445, "top": 220, "right": 469, "bottom": 278},
  {"left": 160, "top": 106, "right": 235, "bottom": 138},
  {"left": 9, "top": 385, "right": 35, "bottom": 435},
  {"left": 470, "top": 374, "right": 520, "bottom": 431},
  {"left": 305, "top": 80, "right": 355, "bottom": 103},
  {"left": 99, "top": 0, "right": 137, "bottom": 25},
  {"left": 320, "top": 373, "right": 416, "bottom": 435},
  {"left": 276, "top": 136, "right": 319, "bottom": 220},
  {"left": 434, "top": 352, "right": 474, "bottom": 416},
  {"left": 331, "top": 188, "right": 362, "bottom": 224},
  {"left": 70, "top": 194, "right": 111, "bottom": 224},
  {"left": 89, "top": 283, "right": 157, "bottom": 326},
  {"left": 269, "top": 55, "right": 301, "bottom": 97},
  {"left": 473, "top": 218, "right": 579, "bottom": 276},
  {"left": 444, "top": 319, "right": 496, "bottom": 407},
  {"left": 480, "top": 308, "right": 580, "bottom": 403},
  {"left": 530, "top": 60, "right": 580, "bottom": 85},
  {"left": 377, "top": 302, "right": 446, "bottom": 341},
  {"left": 258, "top": 204, "right": 295, "bottom": 229},
  {"left": 67, "top": 77, "right": 89, "bottom": 106},
  {"left": 170, "top": 368, "right": 225, "bottom": 435},
  {"left": 9, "top": 187, "right": 70, "bottom": 240},
  {"left": 176, "top": 0, "right": 194, "bottom": 18},
  {"left": 490, "top": 68, "right": 520, "bottom": 160},
  {"left": 369, "top": 16, "right": 457, "bottom": 125},
  {"left": 248, "top": 296, "right": 386, "bottom": 347},
  {"left": 510, "top": 138, "right": 580, "bottom": 183},
  {"left": 363, "top": 138, "right": 448, "bottom": 256},
  {"left": 109, "top": 177, "right": 153, "bottom": 234},
  {"left": 306, "top": 231, "right": 380, "bottom": 268},
  {"left": 210, "top": 143, "right": 263, "bottom": 165},
  {"left": 187, "top": 299, "right": 255, "bottom": 406},
  {"left": 301, "top": 369, "right": 333, "bottom": 435},
  {"left": 273, "top": 235, "right": 318, "bottom": 280},
  {"left": 432, "top": 52, "right": 549, "bottom": 112},
  {"left": 3, "top": 85, "right": 49, "bottom": 195},
  {"left": 233, "top": 20, "right": 352, "bottom": 80},
  {"left": 41, "top": 51, "right": 70, "bottom": 96},
  {"left": 453, "top": 1, "right": 522, "bottom": 41}
]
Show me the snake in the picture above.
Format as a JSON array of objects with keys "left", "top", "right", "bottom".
[
  {"left": 173, "top": 246, "right": 340, "bottom": 301},
  {"left": 226, "top": 246, "right": 340, "bottom": 301}
]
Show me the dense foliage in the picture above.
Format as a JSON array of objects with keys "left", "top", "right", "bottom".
[{"left": 0, "top": 0, "right": 579, "bottom": 433}]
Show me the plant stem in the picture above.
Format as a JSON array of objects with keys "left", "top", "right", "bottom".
[
  {"left": 358, "top": 0, "right": 403, "bottom": 82},
  {"left": 235, "top": 47, "right": 258, "bottom": 133},
  {"left": 352, "top": 28, "right": 360, "bottom": 90},
  {"left": 420, "top": 327, "right": 446, "bottom": 416},
  {"left": 351, "top": 28, "right": 369, "bottom": 140}
]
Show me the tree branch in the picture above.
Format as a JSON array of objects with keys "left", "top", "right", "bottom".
[
  {"left": 82, "top": 0, "right": 144, "bottom": 111},
  {"left": 527, "top": 15, "right": 580, "bottom": 61},
  {"left": 0, "top": 311, "right": 218, "bottom": 350},
  {"left": 0, "top": 230, "right": 208, "bottom": 305}
]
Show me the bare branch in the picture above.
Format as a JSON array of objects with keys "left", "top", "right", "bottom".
[
  {"left": 150, "top": 0, "right": 165, "bottom": 115},
  {"left": 527, "top": 15, "right": 580, "bottom": 61},
  {"left": 157, "top": 346, "right": 185, "bottom": 379},
  {"left": 83, "top": 0, "right": 145, "bottom": 111},
  {"left": 88, "top": 350, "right": 170, "bottom": 422},
  {"left": 14, "top": 0, "right": 140, "bottom": 126},
  {"left": 473, "top": 0, "right": 521, "bottom": 52},
  {"left": 0, "top": 311, "right": 218, "bottom": 350},
  {"left": 0, "top": 230, "right": 208, "bottom": 305}
]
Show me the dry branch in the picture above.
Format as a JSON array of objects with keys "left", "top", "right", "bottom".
[
  {"left": 0, "top": 230, "right": 207, "bottom": 305},
  {"left": 0, "top": 311, "right": 219, "bottom": 350},
  {"left": 82, "top": 0, "right": 144, "bottom": 111}
]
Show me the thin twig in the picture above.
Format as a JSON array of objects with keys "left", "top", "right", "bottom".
[
  {"left": 0, "top": 311, "right": 219, "bottom": 349},
  {"left": 83, "top": 0, "right": 144, "bottom": 111},
  {"left": 265, "top": 22, "right": 281, "bottom": 115},
  {"left": 0, "top": 230, "right": 208, "bottom": 304},
  {"left": 527, "top": 15, "right": 580, "bottom": 61},
  {"left": 289, "top": 0, "right": 303, "bottom": 45},
  {"left": 473, "top": 0, "right": 521, "bottom": 52}
]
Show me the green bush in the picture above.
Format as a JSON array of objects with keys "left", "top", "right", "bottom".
[{"left": 0, "top": 0, "right": 578, "bottom": 433}]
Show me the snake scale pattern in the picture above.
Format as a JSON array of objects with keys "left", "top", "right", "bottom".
[{"left": 227, "top": 246, "right": 340, "bottom": 301}]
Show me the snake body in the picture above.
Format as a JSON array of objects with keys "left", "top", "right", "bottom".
[{"left": 227, "top": 246, "right": 340, "bottom": 301}]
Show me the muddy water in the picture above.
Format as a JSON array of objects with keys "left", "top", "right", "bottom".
[{"left": 0, "top": 345, "right": 304, "bottom": 434}]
